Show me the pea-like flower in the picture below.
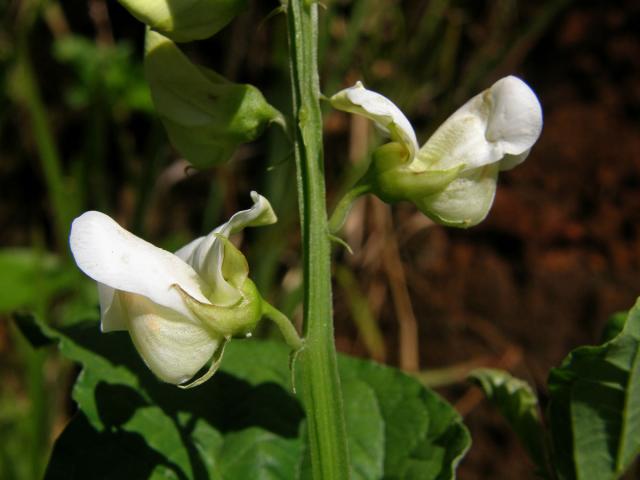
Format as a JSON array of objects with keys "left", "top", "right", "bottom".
[
  {"left": 70, "top": 192, "right": 279, "bottom": 387},
  {"left": 330, "top": 76, "right": 543, "bottom": 227}
]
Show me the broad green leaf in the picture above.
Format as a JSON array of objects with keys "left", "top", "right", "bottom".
[
  {"left": 45, "top": 412, "right": 181, "bottom": 480},
  {"left": 295, "top": 380, "right": 385, "bottom": 480},
  {"left": 215, "top": 427, "right": 302, "bottom": 479},
  {"left": 600, "top": 312, "right": 627, "bottom": 344},
  {"left": 548, "top": 297, "right": 640, "bottom": 480},
  {"left": 343, "top": 381, "right": 385, "bottom": 479},
  {"left": 469, "top": 368, "right": 549, "bottom": 477},
  {"left": 145, "top": 31, "right": 281, "bottom": 168},
  {"left": 118, "top": 0, "right": 248, "bottom": 43},
  {"left": 22, "top": 313, "right": 469, "bottom": 479},
  {"left": 222, "top": 340, "right": 471, "bottom": 478}
]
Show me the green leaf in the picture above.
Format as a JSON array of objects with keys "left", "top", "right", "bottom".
[
  {"left": 28, "top": 313, "right": 469, "bottom": 479},
  {"left": 469, "top": 368, "right": 549, "bottom": 476},
  {"left": 45, "top": 412, "right": 182, "bottom": 480},
  {"left": 215, "top": 427, "right": 302, "bottom": 479},
  {"left": 118, "top": 0, "right": 248, "bottom": 42},
  {"left": 144, "top": 31, "right": 281, "bottom": 168},
  {"left": 600, "top": 312, "right": 627, "bottom": 344},
  {"left": 548, "top": 297, "right": 640, "bottom": 480},
  {"left": 221, "top": 340, "right": 471, "bottom": 478}
]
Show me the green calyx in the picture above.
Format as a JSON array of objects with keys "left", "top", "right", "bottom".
[
  {"left": 368, "top": 142, "right": 462, "bottom": 204},
  {"left": 144, "top": 30, "right": 282, "bottom": 168},
  {"left": 175, "top": 278, "right": 263, "bottom": 339},
  {"left": 119, "top": 0, "right": 249, "bottom": 42}
]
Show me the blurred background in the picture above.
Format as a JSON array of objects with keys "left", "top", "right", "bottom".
[{"left": 1, "top": 0, "right": 639, "bottom": 478}]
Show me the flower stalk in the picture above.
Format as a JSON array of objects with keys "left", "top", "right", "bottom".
[
  {"left": 328, "top": 181, "right": 372, "bottom": 234},
  {"left": 286, "top": 0, "right": 350, "bottom": 477}
]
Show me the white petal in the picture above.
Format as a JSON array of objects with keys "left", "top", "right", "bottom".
[
  {"left": 499, "top": 149, "right": 531, "bottom": 171},
  {"left": 98, "top": 283, "right": 128, "bottom": 332},
  {"left": 220, "top": 191, "right": 278, "bottom": 235},
  {"left": 415, "top": 164, "right": 499, "bottom": 228},
  {"left": 485, "top": 76, "right": 543, "bottom": 159},
  {"left": 330, "top": 82, "right": 419, "bottom": 159},
  {"left": 414, "top": 76, "right": 542, "bottom": 172},
  {"left": 70, "top": 211, "right": 210, "bottom": 319},
  {"left": 175, "top": 192, "right": 276, "bottom": 306},
  {"left": 121, "top": 291, "right": 221, "bottom": 384},
  {"left": 414, "top": 106, "right": 495, "bottom": 171}
]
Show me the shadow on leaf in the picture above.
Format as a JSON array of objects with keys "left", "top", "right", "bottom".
[{"left": 45, "top": 412, "right": 186, "bottom": 480}]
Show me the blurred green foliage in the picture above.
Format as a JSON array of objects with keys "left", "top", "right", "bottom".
[{"left": 53, "top": 35, "right": 152, "bottom": 113}]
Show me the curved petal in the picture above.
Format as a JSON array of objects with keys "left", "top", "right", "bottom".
[
  {"left": 330, "top": 82, "right": 419, "bottom": 159},
  {"left": 220, "top": 191, "right": 278, "bottom": 235},
  {"left": 486, "top": 76, "right": 543, "bottom": 159},
  {"left": 499, "top": 149, "right": 531, "bottom": 172},
  {"left": 414, "top": 164, "right": 499, "bottom": 228},
  {"left": 175, "top": 192, "right": 276, "bottom": 306},
  {"left": 97, "top": 283, "right": 127, "bottom": 332},
  {"left": 414, "top": 76, "right": 542, "bottom": 172},
  {"left": 414, "top": 106, "right": 494, "bottom": 171},
  {"left": 121, "top": 291, "right": 221, "bottom": 384},
  {"left": 70, "top": 211, "right": 210, "bottom": 319}
]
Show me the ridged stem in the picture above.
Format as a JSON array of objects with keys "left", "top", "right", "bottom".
[{"left": 286, "top": 0, "right": 350, "bottom": 477}]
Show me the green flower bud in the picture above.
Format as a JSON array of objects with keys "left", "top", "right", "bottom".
[
  {"left": 145, "top": 30, "right": 282, "bottom": 168},
  {"left": 118, "top": 0, "right": 248, "bottom": 42}
]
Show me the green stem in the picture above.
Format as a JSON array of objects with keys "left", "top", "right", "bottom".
[
  {"left": 328, "top": 182, "right": 372, "bottom": 234},
  {"left": 262, "top": 302, "right": 303, "bottom": 351},
  {"left": 286, "top": 0, "right": 350, "bottom": 478}
]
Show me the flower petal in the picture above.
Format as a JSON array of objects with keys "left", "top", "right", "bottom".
[
  {"left": 414, "top": 164, "right": 500, "bottom": 228},
  {"left": 485, "top": 76, "right": 543, "bottom": 161},
  {"left": 499, "top": 149, "right": 531, "bottom": 172},
  {"left": 175, "top": 192, "right": 276, "bottom": 306},
  {"left": 70, "top": 211, "right": 210, "bottom": 319},
  {"left": 330, "top": 82, "right": 419, "bottom": 159},
  {"left": 414, "top": 76, "right": 542, "bottom": 172},
  {"left": 98, "top": 283, "right": 127, "bottom": 332},
  {"left": 121, "top": 291, "right": 221, "bottom": 384}
]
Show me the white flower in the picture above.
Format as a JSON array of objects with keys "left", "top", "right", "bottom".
[
  {"left": 330, "top": 76, "right": 543, "bottom": 227},
  {"left": 69, "top": 192, "right": 276, "bottom": 386}
]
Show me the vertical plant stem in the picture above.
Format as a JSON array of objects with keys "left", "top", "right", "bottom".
[{"left": 286, "top": 1, "right": 350, "bottom": 478}]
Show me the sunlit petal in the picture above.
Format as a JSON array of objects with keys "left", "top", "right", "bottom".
[
  {"left": 415, "top": 76, "right": 542, "bottom": 172},
  {"left": 175, "top": 192, "right": 276, "bottom": 305},
  {"left": 486, "top": 76, "right": 543, "bottom": 161},
  {"left": 70, "top": 211, "right": 210, "bottom": 318},
  {"left": 121, "top": 291, "right": 220, "bottom": 384},
  {"left": 330, "top": 82, "right": 419, "bottom": 159}
]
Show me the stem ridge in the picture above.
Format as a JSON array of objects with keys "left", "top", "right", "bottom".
[{"left": 286, "top": 1, "right": 350, "bottom": 477}]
